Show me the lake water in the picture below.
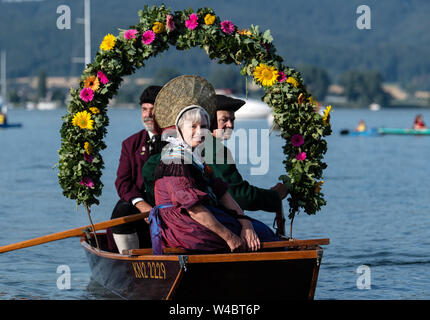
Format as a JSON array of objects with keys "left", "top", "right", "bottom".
[{"left": 1, "top": 107, "right": 430, "bottom": 300}]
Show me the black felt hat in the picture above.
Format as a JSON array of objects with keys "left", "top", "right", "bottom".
[
  {"left": 139, "top": 85, "right": 163, "bottom": 105},
  {"left": 216, "top": 94, "right": 246, "bottom": 112}
]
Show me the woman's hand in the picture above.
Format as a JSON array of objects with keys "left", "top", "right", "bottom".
[
  {"left": 240, "top": 221, "right": 260, "bottom": 252},
  {"left": 225, "top": 232, "right": 244, "bottom": 252}
]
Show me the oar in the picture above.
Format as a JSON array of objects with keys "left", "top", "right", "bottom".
[{"left": 0, "top": 211, "right": 149, "bottom": 254}]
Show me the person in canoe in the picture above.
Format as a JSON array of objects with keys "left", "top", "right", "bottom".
[
  {"left": 110, "top": 85, "right": 162, "bottom": 253},
  {"left": 148, "top": 75, "right": 278, "bottom": 254},
  {"left": 0, "top": 106, "right": 7, "bottom": 125},
  {"left": 413, "top": 114, "right": 427, "bottom": 130},
  {"left": 355, "top": 119, "right": 367, "bottom": 132}
]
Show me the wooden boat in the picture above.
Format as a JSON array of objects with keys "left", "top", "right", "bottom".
[{"left": 81, "top": 231, "right": 329, "bottom": 300}]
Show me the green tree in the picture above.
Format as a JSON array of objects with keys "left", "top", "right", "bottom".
[
  {"left": 299, "top": 65, "right": 331, "bottom": 101},
  {"left": 37, "top": 69, "right": 47, "bottom": 101},
  {"left": 339, "top": 70, "right": 390, "bottom": 107},
  {"left": 51, "top": 88, "right": 66, "bottom": 105},
  {"left": 151, "top": 68, "right": 181, "bottom": 86},
  {"left": 8, "top": 89, "right": 21, "bottom": 104},
  {"left": 209, "top": 67, "right": 246, "bottom": 94}
]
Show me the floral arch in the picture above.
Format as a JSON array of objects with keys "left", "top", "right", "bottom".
[{"left": 58, "top": 5, "right": 332, "bottom": 224}]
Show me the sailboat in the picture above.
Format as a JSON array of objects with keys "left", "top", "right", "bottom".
[{"left": 0, "top": 50, "right": 22, "bottom": 128}]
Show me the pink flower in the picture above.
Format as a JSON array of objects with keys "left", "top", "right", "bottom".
[
  {"left": 97, "top": 70, "right": 109, "bottom": 85},
  {"left": 278, "top": 71, "right": 287, "bottom": 82},
  {"left": 80, "top": 88, "right": 94, "bottom": 102},
  {"left": 166, "top": 14, "right": 175, "bottom": 31},
  {"left": 185, "top": 13, "right": 198, "bottom": 30},
  {"left": 142, "top": 30, "right": 156, "bottom": 45},
  {"left": 296, "top": 152, "right": 307, "bottom": 161},
  {"left": 124, "top": 29, "right": 138, "bottom": 40},
  {"left": 291, "top": 134, "right": 304, "bottom": 147},
  {"left": 220, "top": 20, "right": 235, "bottom": 34},
  {"left": 84, "top": 153, "right": 94, "bottom": 163},
  {"left": 79, "top": 177, "right": 94, "bottom": 188}
]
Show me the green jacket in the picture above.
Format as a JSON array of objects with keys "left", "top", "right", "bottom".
[
  {"left": 207, "top": 137, "right": 281, "bottom": 212},
  {"left": 142, "top": 137, "right": 282, "bottom": 212},
  {"left": 141, "top": 152, "right": 161, "bottom": 207}
]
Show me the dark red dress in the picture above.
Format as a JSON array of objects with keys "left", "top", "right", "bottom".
[{"left": 153, "top": 162, "right": 232, "bottom": 251}]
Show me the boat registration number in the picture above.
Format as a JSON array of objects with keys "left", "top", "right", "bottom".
[{"left": 131, "top": 261, "right": 166, "bottom": 280}]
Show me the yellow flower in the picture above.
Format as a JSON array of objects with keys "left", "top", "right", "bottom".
[
  {"left": 84, "top": 76, "right": 100, "bottom": 92},
  {"left": 89, "top": 107, "right": 100, "bottom": 114},
  {"left": 315, "top": 181, "right": 324, "bottom": 193},
  {"left": 72, "top": 111, "right": 94, "bottom": 130},
  {"left": 286, "top": 77, "right": 299, "bottom": 88},
  {"left": 237, "top": 29, "right": 252, "bottom": 36},
  {"left": 84, "top": 142, "right": 92, "bottom": 155},
  {"left": 152, "top": 22, "right": 165, "bottom": 34},
  {"left": 100, "top": 34, "right": 116, "bottom": 51},
  {"left": 204, "top": 14, "right": 215, "bottom": 25},
  {"left": 308, "top": 96, "right": 317, "bottom": 106},
  {"left": 322, "top": 105, "right": 332, "bottom": 124},
  {"left": 253, "top": 63, "right": 278, "bottom": 87}
]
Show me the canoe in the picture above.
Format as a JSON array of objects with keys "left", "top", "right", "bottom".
[
  {"left": 0, "top": 123, "right": 22, "bottom": 129},
  {"left": 377, "top": 128, "right": 430, "bottom": 135},
  {"left": 81, "top": 231, "right": 329, "bottom": 300},
  {"left": 340, "top": 127, "right": 430, "bottom": 136},
  {"left": 340, "top": 128, "right": 379, "bottom": 136}
]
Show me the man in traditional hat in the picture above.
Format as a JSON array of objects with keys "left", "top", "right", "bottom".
[
  {"left": 208, "top": 95, "right": 288, "bottom": 221},
  {"left": 110, "top": 85, "right": 162, "bottom": 253}
]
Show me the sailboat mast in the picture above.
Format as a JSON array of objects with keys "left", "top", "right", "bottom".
[
  {"left": 1, "top": 50, "right": 6, "bottom": 103},
  {"left": 84, "top": 0, "right": 91, "bottom": 66},
  {"left": 72, "top": 0, "right": 91, "bottom": 68}
]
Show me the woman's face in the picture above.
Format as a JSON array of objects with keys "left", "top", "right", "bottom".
[{"left": 180, "top": 118, "right": 208, "bottom": 148}]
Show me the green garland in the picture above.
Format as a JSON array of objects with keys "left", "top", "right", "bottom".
[{"left": 58, "top": 4, "right": 332, "bottom": 221}]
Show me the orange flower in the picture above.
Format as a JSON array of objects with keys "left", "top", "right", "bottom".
[
  {"left": 84, "top": 75, "right": 100, "bottom": 92},
  {"left": 315, "top": 181, "right": 324, "bottom": 193},
  {"left": 298, "top": 93, "right": 305, "bottom": 105},
  {"left": 237, "top": 29, "right": 252, "bottom": 36},
  {"left": 89, "top": 107, "right": 100, "bottom": 114}
]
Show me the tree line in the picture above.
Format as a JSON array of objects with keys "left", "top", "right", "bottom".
[{"left": 4, "top": 64, "right": 393, "bottom": 108}]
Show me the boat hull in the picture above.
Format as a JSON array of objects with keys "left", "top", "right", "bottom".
[
  {"left": 378, "top": 128, "right": 430, "bottom": 135},
  {"left": 0, "top": 123, "right": 22, "bottom": 129},
  {"left": 81, "top": 234, "right": 325, "bottom": 300}
]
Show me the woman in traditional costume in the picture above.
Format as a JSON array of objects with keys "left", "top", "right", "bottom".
[{"left": 148, "top": 75, "right": 278, "bottom": 254}]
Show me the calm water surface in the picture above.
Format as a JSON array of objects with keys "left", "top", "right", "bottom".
[{"left": 1, "top": 107, "right": 429, "bottom": 300}]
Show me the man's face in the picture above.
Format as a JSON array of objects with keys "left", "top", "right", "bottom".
[
  {"left": 212, "top": 110, "right": 235, "bottom": 140},
  {"left": 141, "top": 103, "right": 155, "bottom": 132}
]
